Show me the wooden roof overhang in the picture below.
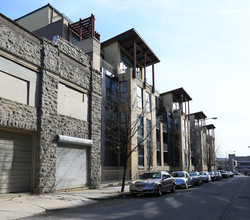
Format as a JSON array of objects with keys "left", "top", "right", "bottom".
[
  {"left": 161, "top": 87, "right": 192, "bottom": 103},
  {"left": 102, "top": 28, "right": 160, "bottom": 92},
  {"left": 204, "top": 124, "right": 216, "bottom": 130},
  {"left": 102, "top": 28, "right": 160, "bottom": 67},
  {"left": 189, "top": 111, "right": 207, "bottom": 120}
]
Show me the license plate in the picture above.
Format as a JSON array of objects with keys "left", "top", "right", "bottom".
[{"left": 137, "top": 188, "right": 143, "bottom": 192}]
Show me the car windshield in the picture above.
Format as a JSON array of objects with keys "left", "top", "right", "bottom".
[
  {"left": 140, "top": 172, "right": 161, "bottom": 179},
  {"left": 189, "top": 172, "right": 197, "bottom": 176},
  {"left": 172, "top": 172, "right": 184, "bottom": 177}
]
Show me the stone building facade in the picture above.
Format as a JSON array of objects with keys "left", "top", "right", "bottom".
[{"left": 0, "top": 13, "right": 101, "bottom": 193}]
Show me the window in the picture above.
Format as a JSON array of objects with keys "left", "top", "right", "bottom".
[
  {"left": 106, "top": 76, "right": 117, "bottom": 102},
  {"left": 58, "top": 83, "right": 88, "bottom": 121},
  {"left": 174, "top": 118, "right": 178, "bottom": 131},
  {"left": 137, "top": 115, "right": 144, "bottom": 137},
  {"left": 146, "top": 92, "right": 151, "bottom": 112},
  {"left": 163, "top": 151, "right": 168, "bottom": 166},
  {"left": 120, "top": 51, "right": 132, "bottom": 73},
  {"left": 0, "top": 56, "right": 40, "bottom": 107},
  {"left": 136, "top": 67, "right": 142, "bottom": 79},
  {"left": 104, "top": 140, "right": 118, "bottom": 166},
  {"left": 137, "top": 86, "right": 143, "bottom": 108},
  {"left": 138, "top": 143, "right": 144, "bottom": 167},
  {"left": 120, "top": 112, "right": 126, "bottom": 129},
  {"left": 146, "top": 119, "right": 152, "bottom": 138},
  {"left": 120, "top": 81, "right": 127, "bottom": 104}
]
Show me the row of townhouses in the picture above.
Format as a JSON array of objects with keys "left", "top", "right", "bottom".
[{"left": 0, "top": 4, "right": 216, "bottom": 194}]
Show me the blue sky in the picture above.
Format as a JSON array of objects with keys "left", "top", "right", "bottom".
[{"left": 1, "top": 0, "right": 250, "bottom": 157}]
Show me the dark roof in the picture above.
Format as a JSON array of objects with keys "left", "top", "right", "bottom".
[
  {"left": 204, "top": 124, "right": 216, "bottom": 129},
  {"left": 160, "top": 87, "right": 192, "bottom": 102},
  {"left": 101, "top": 28, "right": 160, "bottom": 67},
  {"left": 14, "top": 3, "right": 72, "bottom": 23},
  {"left": 189, "top": 111, "right": 207, "bottom": 119}
]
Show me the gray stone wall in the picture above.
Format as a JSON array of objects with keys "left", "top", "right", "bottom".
[
  {"left": 0, "top": 97, "right": 37, "bottom": 131},
  {"left": 0, "top": 18, "right": 42, "bottom": 66},
  {"left": 35, "top": 69, "right": 59, "bottom": 193},
  {"left": 57, "top": 114, "right": 89, "bottom": 139},
  {"left": 0, "top": 14, "right": 102, "bottom": 193},
  {"left": 89, "top": 94, "right": 102, "bottom": 188}
]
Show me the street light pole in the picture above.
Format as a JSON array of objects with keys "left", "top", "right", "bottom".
[{"left": 206, "top": 117, "right": 218, "bottom": 120}]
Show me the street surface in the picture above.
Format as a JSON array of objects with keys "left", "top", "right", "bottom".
[{"left": 25, "top": 176, "right": 250, "bottom": 220}]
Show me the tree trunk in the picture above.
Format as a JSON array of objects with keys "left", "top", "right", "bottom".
[{"left": 121, "top": 156, "right": 128, "bottom": 192}]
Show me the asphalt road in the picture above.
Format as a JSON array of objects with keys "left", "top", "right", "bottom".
[{"left": 25, "top": 176, "right": 250, "bottom": 220}]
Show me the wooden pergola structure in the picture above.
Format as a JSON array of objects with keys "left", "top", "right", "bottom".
[{"left": 68, "top": 14, "right": 100, "bottom": 41}]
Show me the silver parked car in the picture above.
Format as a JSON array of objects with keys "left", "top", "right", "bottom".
[
  {"left": 200, "top": 171, "right": 211, "bottom": 183},
  {"left": 171, "top": 171, "right": 194, "bottom": 189},
  {"left": 188, "top": 171, "right": 203, "bottom": 186},
  {"left": 129, "top": 171, "right": 176, "bottom": 196}
]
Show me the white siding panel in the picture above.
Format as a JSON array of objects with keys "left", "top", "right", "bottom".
[{"left": 56, "top": 143, "right": 87, "bottom": 190}]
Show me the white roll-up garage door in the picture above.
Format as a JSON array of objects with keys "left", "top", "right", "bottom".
[
  {"left": 0, "top": 131, "right": 32, "bottom": 193},
  {"left": 55, "top": 143, "right": 88, "bottom": 190}
]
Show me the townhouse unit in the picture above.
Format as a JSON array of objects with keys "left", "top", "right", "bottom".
[
  {"left": 160, "top": 88, "right": 192, "bottom": 172},
  {"left": 189, "top": 112, "right": 216, "bottom": 171},
  {"left": 0, "top": 6, "right": 102, "bottom": 194},
  {"left": 189, "top": 111, "right": 207, "bottom": 171},
  {"left": 101, "top": 29, "right": 161, "bottom": 181}
]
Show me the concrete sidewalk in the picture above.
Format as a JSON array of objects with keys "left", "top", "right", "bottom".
[{"left": 0, "top": 185, "right": 130, "bottom": 220}]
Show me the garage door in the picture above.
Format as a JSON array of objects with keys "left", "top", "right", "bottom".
[
  {"left": 55, "top": 143, "right": 88, "bottom": 190},
  {"left": 0, "top": 131, "right": 32, "bottom": 193}
]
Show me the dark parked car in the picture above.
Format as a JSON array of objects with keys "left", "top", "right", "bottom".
[
  {"left": 188, "top": 171, "right": 203, "bottom": 186},
  {"left": 129, "top": 171, "right": 176, "bottom": 196},
  {"left": 171, "top": 171, "right": 194, "bottom": 189},
  {"left": 209, "top": 172, "right": 216, "bottom": 181}
]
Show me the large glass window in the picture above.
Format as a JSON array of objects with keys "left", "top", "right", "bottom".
[
  {"left": 146, "top": 92, "right": 151, "bottom": 112},
  {"left": 156, "top": 129, "right": 161, "bottom": 166},
  {"left": 138, "top": 143, "right": 144, "bottom": 167},
  {"left": 106, "top": 76, "right": 117, "bottom": 102},
  {"left": 120, "top": 81, "right": 127, "bottom": 104},
  {"left": 137, "top": 86, "right": 143, "bottom": 108},
  {"left": 120, "top": 51, "right": 132, "bottom": 73},
  {"left": 137, "top": 115, "right": 144, "bottom": 137},
  {"left": 146, "top": 119, "right": 152, "bottom": 168},
  {"left": 174, "top": 118, "right": 179, "bottom": 131},
  {"left": 146, "top": 119, "right": 151, "bottom": 137},
  {"left": 136, "top": 67, "right": 142, "bottom": 79}
]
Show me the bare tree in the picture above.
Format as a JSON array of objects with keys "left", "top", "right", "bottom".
[
  {"left": 203, "top": 136, "right": 216, "bottom": 171},
  {"left": 103, "top": 75, "right": 156, "bottom": 192}
]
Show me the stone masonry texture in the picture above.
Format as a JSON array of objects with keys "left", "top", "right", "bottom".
[{"left": 0, "top": 14, "right": 102, "bottom": 193}]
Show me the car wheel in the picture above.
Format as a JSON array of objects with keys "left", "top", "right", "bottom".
[
  {"left": 171, "top": 184, "right": 176, "bottom": 193},
  {"left": 131, "top": 193, "right": 137, "bottom": 197},
  {"left": 156, "top": 185, "right": 162, "bottom": 196}
]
